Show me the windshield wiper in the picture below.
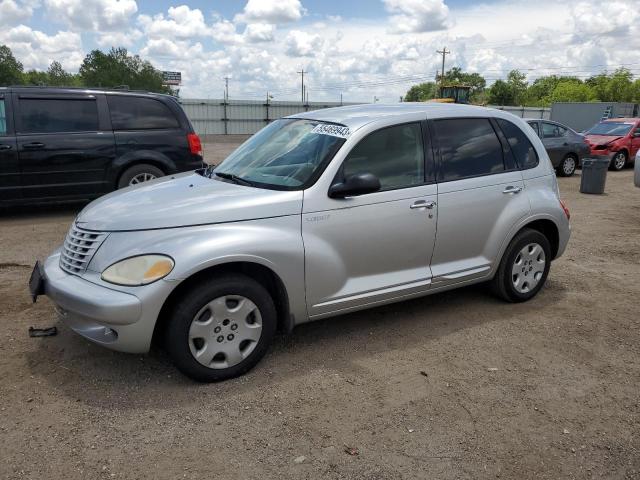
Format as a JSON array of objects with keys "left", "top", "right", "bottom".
[{"left": 214, "top": 171, "right": 257, "bottom": 187}]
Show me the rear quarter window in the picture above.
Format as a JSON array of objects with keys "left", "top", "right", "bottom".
[
  {"left": 497, "top": 118, "right": 539, "bottom": 170},
  {"left": 107, "top": 96, "right": 179, "bottom": 130},
  {"left": 0, "top": 99, "right": 6, "bottom": 134}
]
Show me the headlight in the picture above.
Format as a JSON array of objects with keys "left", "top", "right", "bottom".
[{"left": 101, "top": 255, "right": 174, "bottom": 286}]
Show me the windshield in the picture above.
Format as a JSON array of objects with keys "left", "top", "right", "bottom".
[
  {"left": 587, "top": 122, "right": 633, "bottom": 136},
  {"left": 212, "top": 118, "right": 347, "bottom": 190}
]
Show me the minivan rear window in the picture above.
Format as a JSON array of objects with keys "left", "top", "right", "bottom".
[
  {"left": 108, "top": 96, "right": 179, "bottom": 130},
  {"left": 434, "top": 118, "right": 505, "bottom": 182},
  {"left": 18, "top": 98, "right": 99, "bottom": 134}
]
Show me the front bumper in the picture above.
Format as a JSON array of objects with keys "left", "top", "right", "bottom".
[{"left": 39, "top": 251, "right": 172, "bottom": 353}]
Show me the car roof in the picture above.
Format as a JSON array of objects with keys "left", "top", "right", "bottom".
[
  {"left": 288, "top": 102, "right": 502, "bottom": 131},
  {"left": 602, "top": 117, "right": 639, "bottom": 123},
  {"left": 0, "top": 85, "right": 171, "bottom": 99}
]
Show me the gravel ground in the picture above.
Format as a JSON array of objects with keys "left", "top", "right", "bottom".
[{"left": 0, "top": 154, "right": 639, "bottom": 479}]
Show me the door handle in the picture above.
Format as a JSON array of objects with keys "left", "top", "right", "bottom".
[
  {"left": 503, "top": 185, "right": 523, "bottom": 194},
  {"left": 410, "top": 200, "right": 437, "bottom": 209},
  {"left": 23, "top": 142, "right": 45, "bottom": 149},
  {"left": 0, "top": 144, "right": 12, "bottom": 151}
]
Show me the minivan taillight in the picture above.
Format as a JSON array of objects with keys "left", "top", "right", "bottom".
[
  {"left": 560, "top": 199, "right": 570, "bottom": 221},
  {"left": 187, "top": 133, "right": 202, "bottom": 155}
]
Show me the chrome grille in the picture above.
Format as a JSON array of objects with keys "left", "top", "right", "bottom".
[{"left": 59, "top": 224, "right": 107, "bottom": 275}]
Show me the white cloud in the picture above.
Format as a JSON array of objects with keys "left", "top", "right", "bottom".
[
  {"left": 235, "top": 0, "right": 305, "bottom": 25},
  {"left": 96, "top": 29, "right": 143, "bottom": 48},
  {"left": 383, "top": 0, "right": 450, "bottom": 33},
  {"left": 571, "top": 1, "right": 639, "bottom": 38},
  {"left": 243, "top": 23, "right": 275, "bottom": 43},
  {"left": 0, "top": 24, "right": 83, "bottom": 70},
  {"left": 44, "top": 0, "right": 137, "bottom": 32},
  {"left": 285, "top": 30, "right": 322, "bottom": 57},
  {"left": 0, "top": 0, "right": 36, "bottom": 26},
  {"left": 210, "top": 19, "right": 243, "bottom": 44},
  {"left": 138, "top": 5, "right": 208, "bottom": 39}
]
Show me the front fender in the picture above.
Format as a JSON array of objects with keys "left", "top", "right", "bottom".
[{"left": 86, "top": 216, "right": 307, "bottom": 324}]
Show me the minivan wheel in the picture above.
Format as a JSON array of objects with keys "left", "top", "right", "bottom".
[
  {"left": 610, "top": 151, "right": 627, "bottom": 171},
  {"left": 491, "top": 228, "right": 551, "bottom": 303},
  {"left": 165, "top": 274, "right": 277, "bottom": 382},
  {"left": 117, "top": 164, "right": 164, "bottom": 189},
  {"left": 557, "top": 155, "right": 577, "bottom": 177}
]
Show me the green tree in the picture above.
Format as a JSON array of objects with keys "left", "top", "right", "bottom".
[
  {"left": 506, "top": 70, "right": 528, "bottom": 105},
  {"left": 586, "top": 68, "right": 635, "bottom": 102},
  {"left": 487, "top": 79, "right": 514, "bottom": 105},
  {"left": 549, "top": 81, "right": 597, "bottom": 103},
  {"left": 47, "top": 61, "right": 77, "bottom": 86},
  {"left": 404, "top": 82, "right": 437, "bottom": 102},
  {"left": 79, "top": 47, "right": 169, "bottom": 93},
  {"left": 0, "top": 45, "right": 24, "bottom": 86},
  {"left": 22, "top": 69, "right": 49, "bottom": 85}
]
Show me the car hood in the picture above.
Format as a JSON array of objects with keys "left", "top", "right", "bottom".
[
  {"left": 76, "top": 171, "right": 303, "bottom": 231},
  {"left": 585, "top": 134, "right": 623, "bottom": 146}
]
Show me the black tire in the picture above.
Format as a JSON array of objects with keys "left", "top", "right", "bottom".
[
  {"left": 117, "top": 164, "right": 164, "bottom": 189},
  {"left": 557, "top": 154, "right": 577, "bottom": 177},
  {"left": 491, "top": 228, "right": 552, "bottom": 303},
  {"left": 610, "top": 151, "right": 627, "bottom": 171},
  {"left": 165, "top": 274, "right": 277, "bottom": 382}
]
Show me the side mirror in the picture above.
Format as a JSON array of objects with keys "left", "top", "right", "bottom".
[
  {"left": 633, "top": 131, "right": 640, "bottom": 137},
  {"left": 328, "top": 172, "right": 381, "bottom": 198}
]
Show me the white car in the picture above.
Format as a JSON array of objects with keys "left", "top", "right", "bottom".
[{"left": 635, "top": 149, "right": 640, "bottom": 187}]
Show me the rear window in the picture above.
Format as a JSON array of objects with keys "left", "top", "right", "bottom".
[
  {"left": 434, "top": 118, "right": 505, "bottom": 182},
  {"left": 108, "top": 96, "right": 179, "bottom": 130},
  {"left": 497, "top": 118, "right": 539, "bottom": 169},
  {"left": 18, "top": 98, "right": 98, "bottom": 134}
]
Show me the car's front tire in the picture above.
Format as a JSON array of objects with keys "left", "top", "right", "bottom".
[
  {"left": 491, "top": 228, "right": 551, "bottom": 303},
  {"left": 166, "top": 274, "right": 277, "bottom": 382},
  {"left": 610, "top": 151, "right": 627, "bottom": 171}
]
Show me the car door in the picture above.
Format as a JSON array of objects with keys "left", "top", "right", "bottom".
[
  {"left": 0, "top": 94, "right": 20, "bottom": 202},
  {"left": 14, "top": 93, "right": 115, "bottom": 200},
  {"left": 429, "top": 117, "right": 530, "bottom": 285},
  {"left": 302, "top": 122, "right": 438, "bottom": 318},
  {"left": 631, "top": 124, "right": 640, "bottom": 159},
  {"left": 540, "top": 121, "right": 567, "bottom": 167}
]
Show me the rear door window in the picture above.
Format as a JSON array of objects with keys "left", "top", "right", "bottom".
[
  {"left": 497, "top": 118, "right": 539, "bottom": 169},
  {"left": 541, "top": 122, "right": 566, "bottom": 138},
  {"left": 107, "top": 96, "right": 179, "bottom": 130},
  {"left": 433, "top": 118, "right": 505, "bottom": 182},
  {"left": 18, "top": 98, "right": 98, "bottom": 134}
]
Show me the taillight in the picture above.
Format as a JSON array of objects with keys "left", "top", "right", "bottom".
[
  {"left": 187, "top": 133, "right": 202, "bottom": 155},
  {"left": 560, "top": 199, "right": 570, "bottom": 221}
]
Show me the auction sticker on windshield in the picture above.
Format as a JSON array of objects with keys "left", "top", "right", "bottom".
[{"left": 312, "top": 124, "right": 350, "bottom": 138}]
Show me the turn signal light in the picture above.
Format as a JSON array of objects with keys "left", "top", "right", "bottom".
[
  {"left": 187, "top": 133, "right": 202, "bottom": 155},
  {"left": 560, "top": 199, "right": 570, "bottom": 221}
]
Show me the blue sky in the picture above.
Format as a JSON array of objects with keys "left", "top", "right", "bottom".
[{"left": 1, "top": 0, "right": 638, "bottom": 101}]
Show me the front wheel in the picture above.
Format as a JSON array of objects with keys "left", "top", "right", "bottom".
[
  {"left": 491, "top": 228, "right": 551, "bottom": 303},
  {"left": 610, "top": 151, "right": 627, "bottom": 171},
  {"left": 557, "top": 155, "right": 577, "bottom": 177},
  {"left": 165, "top": 274, "right": 277, "bottom": 382}
]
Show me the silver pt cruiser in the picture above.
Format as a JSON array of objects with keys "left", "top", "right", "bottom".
[{"left": 30, "top": 104, "right": 571, "bottom": 382}]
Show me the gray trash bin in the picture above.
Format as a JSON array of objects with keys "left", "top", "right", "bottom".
[{"left": 580, "top": 158, "right": 609, "bottom": 194}]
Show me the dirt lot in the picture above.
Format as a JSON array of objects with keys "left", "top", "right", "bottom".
[{"left": 1, "top": 158, "right": 639, "bottom": 479}]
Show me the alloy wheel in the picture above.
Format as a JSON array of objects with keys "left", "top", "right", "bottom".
[
  {"left": 511, "top": 243, "right": 546, "bottom": 294},
  {"left": 188, "top": 295, "right": 263, "bottom": 369},
  {"left": 613, "top": 152, "right": 626, "bottom": 170},
  {"left": 562, "top": 157, "right": 576, "bottom": 175},
  {"left": 129, "top": 172, "right": 157, "bottom": 185}
]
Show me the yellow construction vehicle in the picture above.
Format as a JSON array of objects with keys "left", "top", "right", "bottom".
[{"left": 429, "top": 85, "right": 471, "bottom": 104}]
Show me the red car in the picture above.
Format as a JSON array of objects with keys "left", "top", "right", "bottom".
[{"left": 584, "top": 118, "right": 640, "bottom": 171}]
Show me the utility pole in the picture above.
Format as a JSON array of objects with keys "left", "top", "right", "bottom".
[
  {"left": 223, "top": 76, "right": 230, "bottom": 102},
  {"left": 340, "top": 92, "right": 343, "bottom": 106},
  {"left": 436, "top": 47, "right": 450, "bottom": 88},
  {"left": 297, "top": 68, "right": 305, "bottom": 103}
]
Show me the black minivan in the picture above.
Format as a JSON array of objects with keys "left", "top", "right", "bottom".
[{"left": 0, "top": 87, "right": 203, "bottom": 204}]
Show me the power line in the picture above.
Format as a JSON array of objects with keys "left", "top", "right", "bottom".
[{"left": 436, "top": 46, "right": 450, "bottom": 87}]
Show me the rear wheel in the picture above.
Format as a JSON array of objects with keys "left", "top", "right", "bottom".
[
  {"left": 610, "top": 151, "right": 627, "bottom": 171},
  {"left": 165, "top": 274, "right": 277, "bottom": 382},
  {"left": 557, "top": 154, "right": 577, "bottom": 177},
  {"left": 491, "top": 228, "right": 551, "bottom": 303},
  {"left": 117, "top": 164, "right": 164, "bottom": 189}
]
